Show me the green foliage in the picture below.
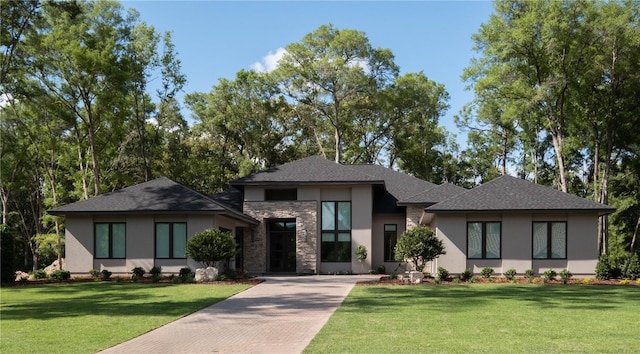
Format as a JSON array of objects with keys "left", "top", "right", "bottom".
[
  {"left": 100, "top": 269, "right": 112, "bottom": 280},
  {"left": 186, "top": 229, "right": 238, "bottom": 268},
  {"left": 394, "top": 226, "right": 445, "bottom": 272},
  {"left": 376, "top": 265, "right": 386, "bottom": 275},
  {"left": 356, "top": 245, "right": 367, "bottom": 262},
  {"left": 559, "top": 269, "right": 572, "bottom": 284},
  {"left": 131, "top": 267, "right": 145, "bottom": 281},
  {"left": 33, "top": 269, "right": 47, "bottom": 279},
  {"left": 622, "top": 253, "right": 640, "bottom": 280},
  {"left": 179, "top": 267, "right": 193, "bottom": 283},
  {"left": 150, "top": 266, "right": 162, "bottom": 283},
  {"left": 595, "top": 254, "right": 612, "bottom": 280},
  {"left": 32, "top": 233, "right": 62, "bottom": 269},
  {"left": 437, "top": 267, "right": 449, "bottom": 281},
  {"left": 50, "top": 270, "right": 71, "bottom": 281},
  {"left": 504, "top": 268, "right": 517, "bottom": 281},
  {"left": 89, "top": 269, "right": 101, "bottom": 278},
  {"left": 460, "top": 268, "right": 473, "bottom": 281},
  {"left": 543, "top": 269, "right": 557, "bottom": 282},
  {"left": 480, "top": 267, "right": 494, "bottom": 279},
  {"left": 524, "top": 269, "right": 535, "bottom": 282}
]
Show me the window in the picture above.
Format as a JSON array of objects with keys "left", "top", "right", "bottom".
[
  {"left": 265, "top": 188, "right": 297, "bottom": 201},
  {"left": 467, "top": 222, "right": 501, "bottom": 259},
  {"left": 95, "top": 223, "right": 126, "bottom": 259},
  {"left": 533, "top": 222, "right": 567, "bottom": 259},
  {"left": 155, "top": 223, "right": 187, "bottom": 259},
  {"left": 321, "top": 201, "right": 351, "bottom": 262},
  {"left": 384, "top": 224, "right": 398, "bottom": 262}
]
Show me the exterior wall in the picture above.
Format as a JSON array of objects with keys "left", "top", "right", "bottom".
[
  {"left": 243, "top": 200, "right": 317, "bottom": 274},
  {"left": 64, "top": 213, "right": 250, "bottom": 275},
  {"left": 372, "top": 214, "right": 407, "bottom": 273},
  {"left": 351, "top": 185, "right": 373, "bottom": 274},
  {"left": 434, "top": 212, "right": 601, "bottom": 276},
  {"left": 406, "top": 206, "right": 424, "bottom": 229}
]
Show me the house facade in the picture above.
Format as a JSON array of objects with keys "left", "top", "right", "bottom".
[{"left": 50, "top": 156, "right": 614, "bottom": 276}]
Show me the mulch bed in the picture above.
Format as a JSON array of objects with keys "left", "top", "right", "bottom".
[
  {"left": 2, "top": 276, "right": 264, "bottom": 287},
  {"left": 357, "top": 275, "right": 639, "bottom": 286}
]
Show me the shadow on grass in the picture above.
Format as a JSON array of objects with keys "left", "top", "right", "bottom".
[
  {"left": 1, "top": 282, "right": 239, "bottom": 321},
  {"left": 342, "top": 284, "right": 639, "bottom": 313}
]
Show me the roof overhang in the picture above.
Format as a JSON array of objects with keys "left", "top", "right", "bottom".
[
  {"left": 48, "top": 209, "right": 260, "bottom": 225},
  {"left": 424, "top": 208, "right": 616, "bottom": 217}
]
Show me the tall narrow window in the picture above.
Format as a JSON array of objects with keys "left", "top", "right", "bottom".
[
  {"left": 533, "top": 222, "right": 567, "bottom": 259},
  {"left": 95, "top": 223, "right": 126, "bottom": 259},
  {"left": 384, "top": 224, "right": 398, "bottom": 262},
  {"left": 467, "top": 222, "right": 501, "bottom": 259},
  {"left": 321, "top": 201, "right": 351, "bottom": 262},
  {"left": 155, "top": 223, "right": 187, "bottom": 259}
]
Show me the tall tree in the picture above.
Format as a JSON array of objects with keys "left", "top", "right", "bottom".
[{"left": 275, "top": 24, "right": 399, "bottom": 163}]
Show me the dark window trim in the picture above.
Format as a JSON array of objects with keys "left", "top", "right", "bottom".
[
  {"left": 466, "top": 221, "right": 502, "bottom": 260},
  {"left": 383, "top": 224, "right": 398, "bottom": 262},
  {"left": 532, "top": 221, "right": 568, "bottom": 260},
  {"left": 321, "top": 201, "right": 352, "bottom": 262},
  {"left": 155, "top": 222, "right": 188, "bottom": 259},
  {"left": 94, "top": 222, "right": 126, "bottom": 259}
]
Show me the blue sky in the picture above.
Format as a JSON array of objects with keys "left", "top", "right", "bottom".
[{"left": 122, "top": 1, "right": 496, "bottom": 146}]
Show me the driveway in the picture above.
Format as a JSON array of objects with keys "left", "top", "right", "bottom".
[{"left": 99, "top": 275, "right": 380, "bottom": 354}]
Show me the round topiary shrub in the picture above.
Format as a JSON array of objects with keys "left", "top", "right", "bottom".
[
  {"left": 394, "top": 226, "right": 445, "bottom": 272},
  {"left": 186, "top": 229, "right": 238, "bottom": 268}
]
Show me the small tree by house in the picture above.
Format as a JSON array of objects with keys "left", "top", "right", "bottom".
[
  {"left": 394, "top": 226, "right": 445, "bottom": 272},
  {"left": 356, "top": 245, "right": 367, "bottom": 273},
  {"left": 185, "top": 229, "right": 238, "bottom": 268}
]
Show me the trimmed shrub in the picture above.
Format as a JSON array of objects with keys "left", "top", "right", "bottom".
[
  {"left": 89, "top": 269, "right": 101, "bottom": 278},
  {"left": 559, "top": 269, "right": 572, "bottom": 284},
  {"left": 100, "top": 269, "right": 112, "bottom": 280},
  {"left": 186, "top": 229, "right": 238, "bottom": 267},
  {"left": 504, "top": 268, "right": 517, "bottom": 281},
  {"left": 480, "top": 267, "right": 494, "bottom": 278},
  {"left": 131, "top": 267, "right": 146, "bottom": 281},
  {"left": 376, "top": 265, "right": 386, "bottom": 275},
  {"left": 524, "top": 269, "right": 535, "bottom": 282},
  {"left": 33, "top": 269, "right": 47, "bottom": 279},
  {"left": 460, "top": 268, "right": 473, "bottom": 281},
  {"left": 150, "top": 266, "right": 162, "bottom": 283},
  {"left": 595, "top": 254, "right": 612, "bottom": 280},
  {"left": 437, "top": 266, "right": 449, "bottom": 281},
  {"left": 543, "top": 269, "right": 557, "bottom": 282},
  {"left": 50, "top": 270, "right": 71, "bottom": 281},
  {"left": 179, "top": 267, "right": 193, "bottom": 282}
]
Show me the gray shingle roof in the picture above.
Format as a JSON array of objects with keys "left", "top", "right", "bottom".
[
  {"left": 425, "top": 175, "right": 615, "bottom": 215},
  {"left": 349, "top": 164, "right": 437, "bottom": 202},
  {"left": 49, "top": 177, "right": 258, "bottom": 224},
  {"left": 230, "top": 155, "right": 384, "bottom": 186},
  {"left": 398, "top": 183, "right": 467, "bottom": 205}
]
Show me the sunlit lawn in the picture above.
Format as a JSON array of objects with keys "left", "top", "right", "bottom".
[
  {"left": 305, "top": 284, "right": 640, "bottom": 353},
  {"left": 0, "top": 282, "right": 251, "bottom": 353}
]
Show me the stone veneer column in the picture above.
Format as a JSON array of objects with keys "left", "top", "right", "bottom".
[{"left": 243, "top": 201, "right": 318, "bottom": 274}]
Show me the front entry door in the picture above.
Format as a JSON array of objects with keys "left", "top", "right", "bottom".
[{"left": 269, "top": 220, "right": 296, "bottom": 272}]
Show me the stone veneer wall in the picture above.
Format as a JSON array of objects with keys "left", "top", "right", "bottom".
[
  {"left": 243, "top": 201, "right": 317, "bottom": 274},
  {"left": 406, "top": 205, "right": 424, "bottom": 230}
]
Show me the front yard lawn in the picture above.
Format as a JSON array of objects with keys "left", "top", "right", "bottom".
[
  {"left": 304, "top": 284, "right": 640, "bottom": 353},
  {"left": 0, "top": 282, "right": 251, "bottom": 353}
]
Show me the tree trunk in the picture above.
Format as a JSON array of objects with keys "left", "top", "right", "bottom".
[
  {"left": 550, "top": 130, "right": 568, "bottom": 192},
  {"left": 630, "top": 214, "right": 639, "bottom": 254}
]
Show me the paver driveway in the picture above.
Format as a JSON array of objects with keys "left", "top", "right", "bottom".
[{"left": 99, "top": 275, "right": 380, "bottom": 354}]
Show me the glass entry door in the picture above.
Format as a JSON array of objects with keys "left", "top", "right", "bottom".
[{"left": 268, "top": 220, "right": 296, "bottom": 272}]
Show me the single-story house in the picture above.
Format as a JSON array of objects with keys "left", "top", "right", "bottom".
[{"left": 49, "top": 155, "right": 615, "bottom": 276}]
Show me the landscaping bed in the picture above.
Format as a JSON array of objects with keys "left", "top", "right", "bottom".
[{"left": 358, "top": 275, "right": 639, "bottom": 286}]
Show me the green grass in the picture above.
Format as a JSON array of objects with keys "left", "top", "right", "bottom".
[
  {"left": 0, "top": 282, "right": 251, "bottom": 353},
  {"left": 305, "top": 284, "right": 640, "bottom": 353}
]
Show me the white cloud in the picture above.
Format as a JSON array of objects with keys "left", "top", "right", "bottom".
[{"left": 250, "top": 47, "right": 287, "bottom": 73}]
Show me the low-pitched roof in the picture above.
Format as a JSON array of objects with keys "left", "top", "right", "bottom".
[
  {"left": 349, "top": 164, "right": 437, "bottom": 202},
  {"left": 48, "top": 177, "right": 258, "bottom": 224},
  {"left": 425, "top": 175, "right": 615, "bottom": 215},
  {"left": 398, "top": 183, "right": 467, "bottom": 206},
  {"left": 230, "top": 155, "right": 384, "bottom": 186}
]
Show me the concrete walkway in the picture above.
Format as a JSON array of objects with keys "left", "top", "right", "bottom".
[{"left": 99, "top": 275, "right": 380, "bottom": 354}]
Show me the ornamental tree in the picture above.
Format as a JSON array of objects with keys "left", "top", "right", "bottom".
[
  {"left": 185, "top": 229, "right": 237, "bottom": 268},
  {"left": 394, "top": 226, "right": 445, "bottom": 272}
]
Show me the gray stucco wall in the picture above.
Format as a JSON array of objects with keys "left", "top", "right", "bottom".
[{"left": 433, "top": 212, "right": 600, "bottom": 276}]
